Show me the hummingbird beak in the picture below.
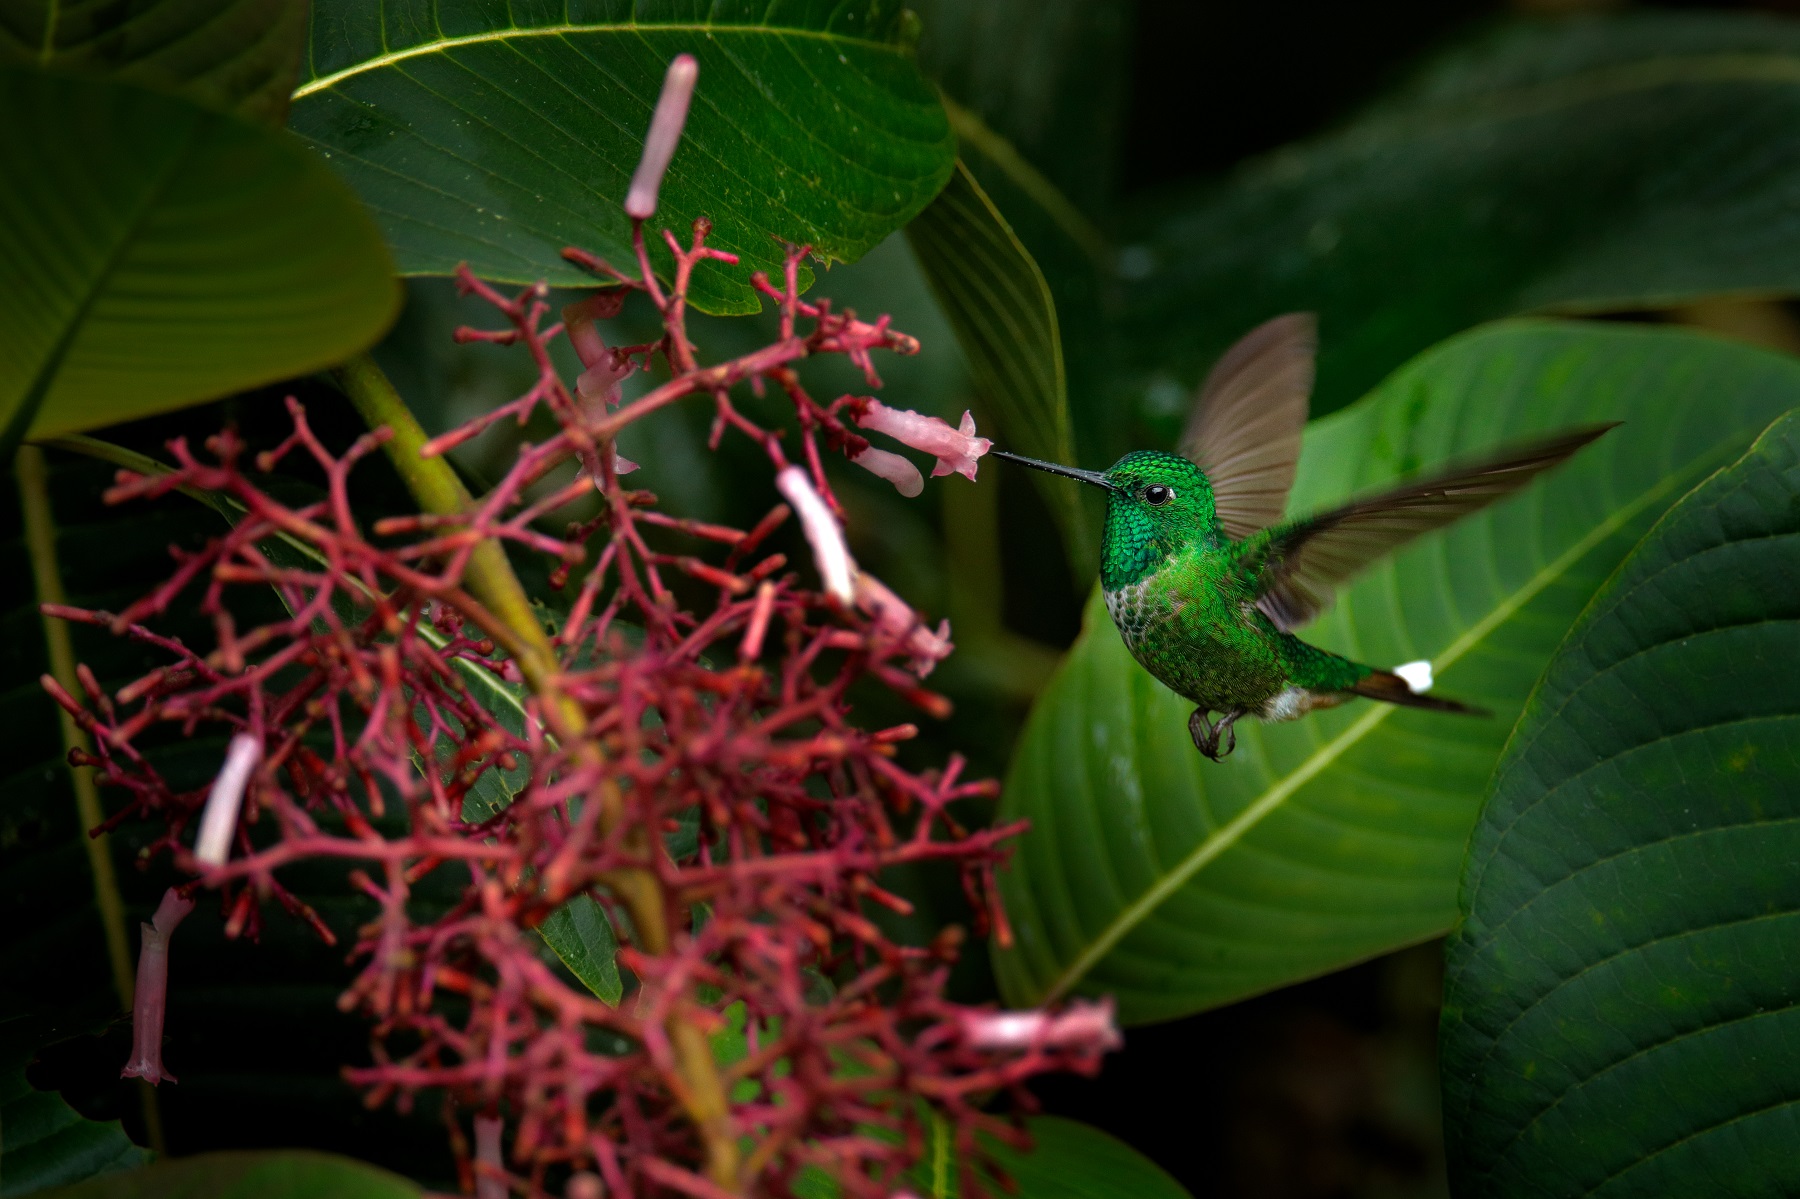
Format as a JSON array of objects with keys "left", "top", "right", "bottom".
[{"left": 992, "top": 451, "right": 1116, "bottom": 491}]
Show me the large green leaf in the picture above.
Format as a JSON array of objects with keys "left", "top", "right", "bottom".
[
  {"left": 1440, "top": 409, "right": 1800, "bottom": 1198},
  {"left": 0, "top": 68, "right": 398, "bottom": 453},
  {"left": 992, "top": 320, "right": 1800, "bottom": 1025},
  {"left": 966, "top": 1117, "right": 1190, "bottom": 1199},
  {"left": 290, "top": 0, "right": 955, "bottom": 314},
  {"left": 1101, "top": 11, "right": 1800, "bottom": 463},
  {"left": 791, "top": 1114, "right": 1191, "bottom": 1199},
  {"left": 0, "top": 0, "right": 308, "bottom": 122},
  {"left": 0, "top": 1017, "right": 148, "bottom": 1198},
  {"left": 31, "top": 1151, "right": 417, "bottom": 1199},
  {"left": 906, "top": 160, "right": 1089, "bottom": 569}
]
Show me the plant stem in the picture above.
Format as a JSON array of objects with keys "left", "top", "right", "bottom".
[
  {"left": 331, "top": 353, "right": 741, "bottom": 1189},
  {"left": 16, "top": 444, "right": 165, "bottom": 1153}
]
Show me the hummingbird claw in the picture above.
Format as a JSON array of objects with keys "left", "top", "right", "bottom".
[{"left": 1189, "top": 708, "right": 1243, "bottom": 761}]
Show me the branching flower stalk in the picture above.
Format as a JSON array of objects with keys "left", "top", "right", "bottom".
[{"left": 40, "top": 57, "right": 1118, "bottom": 1199}]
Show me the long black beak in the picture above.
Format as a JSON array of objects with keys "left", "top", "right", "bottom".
[{"left": 992, "top": 450, "right": 1115, "bottom": 491}]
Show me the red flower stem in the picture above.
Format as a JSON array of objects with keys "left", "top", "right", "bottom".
[{"left": 330, "top": 351, "right": 741, "bottom": 1191}]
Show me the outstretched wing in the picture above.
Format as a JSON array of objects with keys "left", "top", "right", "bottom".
[
  {"left": 1251, "top": 424, "right": 1618, "bottom": 631},
  {"left": 1179, "top": 313, "right": 1316, "bottom": 541}
]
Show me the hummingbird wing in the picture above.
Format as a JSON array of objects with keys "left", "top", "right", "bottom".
[
  {"left": 1178, "top": 313, "right": 1316, "bottom": 540},
  {"left": 1249, "top": 423, "right": 1617, "bottom": 631}
]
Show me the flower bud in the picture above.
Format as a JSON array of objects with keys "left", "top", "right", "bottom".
[
  {"left": 195, "top": 733, "right": 260, "bottom": 867},
  {"left": 624, "top": 55, "right": 699, "bottom": 220},
  {"left": 776, "top": 467, "right": 855, "bottom": 604},
  {"left": 851, "top": 446, "right": 924, "bottom": 497}
]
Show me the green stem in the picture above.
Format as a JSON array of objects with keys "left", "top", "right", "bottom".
[
  {"left": 331, "top": 353, "right": 741, "bottom": 1190},
  {"left": 329, "top": 355, "right": 558, "bottom": 685},
  {"left": 15, "top": 444, "right": 164, "bottom": 1153}
]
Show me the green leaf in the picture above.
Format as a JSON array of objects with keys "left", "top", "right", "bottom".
[
  {"left": 993, "top": 320, "right": 1800, "bottom": 1024},
  {"left": 0, "top": 1016, "right": 148, "bottom": 1198},
  {"left": 290, "top": 0, "right": 956, "bottom": 314},
  {"left": 906, "top": 160, "right": 1089, "bottom": 568},
  {"left": 1106, "top": 12, "right": 1800, "bottom": 459},
  {"left": 30, "top": 1151, "right": 417, "bottom": 1199},
  {"left": 0, "top": 67, "right": 398, "bottom": 455},
  {"left": 537, "top": 894, "right": 623, "bottom": 1006},
  {"left": 975, "top": 1117, "right": 1190, "bottom": 1199},
  {"left": 1440, "top": 408, "right": 1800, "bottom": 1198},
  {"left": 0, "top": 0, "right": 308, "bottom": 123}
]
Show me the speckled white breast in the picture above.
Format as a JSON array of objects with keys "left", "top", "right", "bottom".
[{"left": 1103, "top": 580, "right": 1157, "bottom": 648}]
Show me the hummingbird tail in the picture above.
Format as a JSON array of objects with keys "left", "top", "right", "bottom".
[{"left": 1350, "top": 669, "right": 1489, "bottom": 717}]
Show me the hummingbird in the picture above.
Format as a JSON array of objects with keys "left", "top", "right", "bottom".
[{"left": 996, "top": 314, "right": 1614, "bottom": 760}]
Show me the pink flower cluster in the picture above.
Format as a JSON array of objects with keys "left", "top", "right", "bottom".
[{"left": 847, "top": 399, "right": 993, "bottom": 497}]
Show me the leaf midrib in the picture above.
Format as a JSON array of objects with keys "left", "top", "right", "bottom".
[
  {"left": 293, "top": 22, "right": 905, "bottom": 99},
  {"left": 1037, "top": 453, "right": 1716, "bottom": 1005},
  {"left": 3, "top": 111, "right": 196, "bottom": 457}
]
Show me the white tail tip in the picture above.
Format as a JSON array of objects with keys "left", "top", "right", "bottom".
[{"left": 1393, "top": 660, "right": 1434, "bottom": 693}]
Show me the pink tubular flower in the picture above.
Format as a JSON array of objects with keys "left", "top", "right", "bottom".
[
  {"left": 194, "top": 733, "right": 260, "bottom": 867},
  {"left": 854, "top": 571, "right": 953, "bottom": 676},
  {"left": 121, "top": 887, "right": 196, "bottom": 1085},
  {"left": 775, "top": 466, "right": 855, "bottom": 603},
  {"left": 851, "top": 446, "right": 924, "bottom": 497},
  {"left": 850, "top": 399, "right": 991, "bottom": 482},
  {"left": 625, "top": 55, "right": 699, "bottom": 220},
  {"left": 474, "top": 1114, "right": 507, "bottom": 1199},
  {"left": 958, "top": 998, "right": 1122, "bottom": 1054}
]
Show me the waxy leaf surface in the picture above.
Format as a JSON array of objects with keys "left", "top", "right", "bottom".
[
  {"left": 994, "top": 321, "right": 1800, "bottom": 1024},
  {"left": 1441, "top": 409, "right": 1800, "bottom": 1198},
  {"left": 0, "top": 68, "right": 398, "bottom": 455},
  {"left": 906, "top": 160, "right": 1088, "bottom": 569},
  {"left": 31, "top": 1151, "right": 417, "bottom": 1199},
  {"left": 0, "top": 1016, "right": 148, "bottom": 1198},
  {"left": 0, "top": 0, "right": 308, "bottom": 122},
  {"left": 292, "top": 0, "right": 955, "bottom": 313}
]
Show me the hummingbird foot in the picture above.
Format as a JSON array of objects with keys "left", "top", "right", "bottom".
[{"left": 1188, "top": 709, "right": 1244, "bottom": 760}]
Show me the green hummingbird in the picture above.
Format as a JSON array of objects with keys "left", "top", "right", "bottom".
[{"left": 996, "top": 314, "right": 1614, "bottom": 760}]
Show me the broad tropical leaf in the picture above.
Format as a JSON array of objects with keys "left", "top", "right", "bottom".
[
  {"left": 993, "top": 321, "right": 1800, "bottom": 1024},
  {"left": 906, "top": 161, "right": 1088, "bottom": 568},
  {"left": 291, "top": 0, "right": 956, "bottom": 313},
  {"left": 1095, "top": 12, "right": 1800, "bottom": 463},
  {"left": 1441, "top": 408, "right": 1800, "bottom": 1198},
  {"left": 0, "top": 1016, "right": 147, "bottom": 1198},
  {"left": 0, "top": 0, "right": 308, "bottom": 122},
  {"left": 964, "top": 1117, "right": 1190, "bottom": 1199},
  {"left": 30, "top": 1151, "right": 418, "bottom": 1199},
  {"left": 0, "top": 68, "right": 398, "bottom": 456}
]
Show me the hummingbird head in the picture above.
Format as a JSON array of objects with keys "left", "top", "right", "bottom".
[{"left": 992, "top": 450, "right": 1219, "bottom": 589}]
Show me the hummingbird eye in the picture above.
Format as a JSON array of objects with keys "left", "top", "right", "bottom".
[{"left": 1143, "top": 484, "right": 1173, "bottom": 507}]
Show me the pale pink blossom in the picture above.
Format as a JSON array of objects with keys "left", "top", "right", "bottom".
[
  {"left": 625, "top": 55, "right": 698, "bottom": 220},
  {"left": 851, "top": 446, "right": 923, "bottom": 497},
  {"left": 474, "top": 1114, "right": 507, "bottom": 1199},
  {"left": 121, "top": 886, "right": 196, "bottom": 1085},
  {"left": 851, "top": 399, "right": 991, "bottom": 482},
  {"left": 958, "top": 997, "right": 1122, "bottom": 1054},
  {"left": 194, "top": 733, "right": 260, "bottom": 867},
  {"left": 854, "top": 571, "right": 953, "bottom": 676},
  {"left": 776, "top": 466, "right": 855, "bottom": 603}
]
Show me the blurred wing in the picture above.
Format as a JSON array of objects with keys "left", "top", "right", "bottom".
[
  {"left": 1253, "top": 424, "right": 1618, "bottom": 631},
  {"left": 1178, "top": 313, "right": 1316, "bottom": 540}
]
